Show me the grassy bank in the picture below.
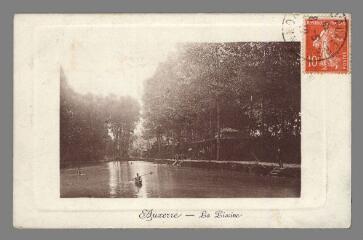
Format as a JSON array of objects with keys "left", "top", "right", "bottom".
[
  {"left": 130, "top": 157, "right": 301, "bottom": 178},
  {"left": 61, "top": 157, "right": 300, "bottom": 178}
]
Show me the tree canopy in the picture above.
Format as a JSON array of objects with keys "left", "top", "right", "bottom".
[
  {"left": 142, "top": 42, "right": 301, "bottom": 163},
  {"left": 60, "top": 68, "right": 140, "bottom": 165}
]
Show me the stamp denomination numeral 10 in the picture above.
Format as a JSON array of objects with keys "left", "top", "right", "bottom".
[{"left": 307, "top": 55, "right": 318, "bottom": 67}]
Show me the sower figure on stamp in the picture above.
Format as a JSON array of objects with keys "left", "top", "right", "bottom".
[{"left": 312, "top": 21, "right": 344, "bottom": 70}]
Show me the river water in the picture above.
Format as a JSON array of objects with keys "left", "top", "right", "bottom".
[{"left": 60, "top": 161, "right": 300, "bottom": 198}]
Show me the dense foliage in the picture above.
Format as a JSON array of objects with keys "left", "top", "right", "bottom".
[
  {"left": 60, "top": 69, "right": 140, "bottom": 165},
  {"left": 143, "top": 42, "right": 301, "bottom": 164}
]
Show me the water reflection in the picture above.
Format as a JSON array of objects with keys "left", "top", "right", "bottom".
[
  {"left": 108, "top": 161, "right": 121, "bottom": 197},
  {"left": 108, "top": 161, "right": 157, "bottom": 197},
  {"left": 94, "top": 160, "right": 300, "bottom": 198}
]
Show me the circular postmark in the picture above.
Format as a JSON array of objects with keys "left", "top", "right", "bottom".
[
  {"left": 281, "top": 14, "right": 303, "bottom": 58},
  {"left": 282, "top": 14, "right": 303, "bottom": 43},
  {"left": 282, "top": 13, "right": 349, "bottom": 63}
]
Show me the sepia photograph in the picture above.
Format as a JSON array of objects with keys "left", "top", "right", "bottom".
[
  {"left": 13, "top": 13, "right": 351, "bottom": 228},
  {"left": 60, "top": 40, "right": 301, "bottom": 198}
]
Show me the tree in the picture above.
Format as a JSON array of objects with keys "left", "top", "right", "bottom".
[
  {"left": 142, "top": 42, "right": 301, "bottom": 164},
  {"left": 60, "top": 68, "right": 141, "bottom": 165}
]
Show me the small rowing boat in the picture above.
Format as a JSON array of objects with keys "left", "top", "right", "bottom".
[
  {"left": 135, "top": 178, "right": 142, "bottom": 186},
  {"left": 133, "top": 171, "right": 153, "bottom": 186}
]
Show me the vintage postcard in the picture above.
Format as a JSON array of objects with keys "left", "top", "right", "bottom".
[{"left": 13, "top": 14, "right": 351, "bottom": 228}]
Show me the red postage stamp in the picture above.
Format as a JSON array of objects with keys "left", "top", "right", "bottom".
[{"left": 305, "top": 17, "right": 349, "bottom": 73}]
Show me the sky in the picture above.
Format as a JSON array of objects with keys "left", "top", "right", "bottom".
[
  {"left": 60, "top": 28, "right": 179, "bottom": 106},
  {"left": 60, "top": 28, "right": 181, "bottom": 135}
]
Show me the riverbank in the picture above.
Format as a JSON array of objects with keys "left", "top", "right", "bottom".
[
  {"left": 131, "top": 157, "right": 300, "bottom": 168},
  {"left": 61, "top": 157, "right": 300, "bottom": 178},
  {"left": 130, "top": 157, "right": 300, "bottom": 178},
  {"left": 61, "top": 160, "right": 300, "bottom": 198}
]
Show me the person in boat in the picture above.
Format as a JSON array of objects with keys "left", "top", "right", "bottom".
[{"left": 135, "top": 173, "right": 142, "bottom": 183}]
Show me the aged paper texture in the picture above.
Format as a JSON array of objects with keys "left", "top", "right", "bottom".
[{"left": 13, "top": 14, "right": 351, "bottom": 228}]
